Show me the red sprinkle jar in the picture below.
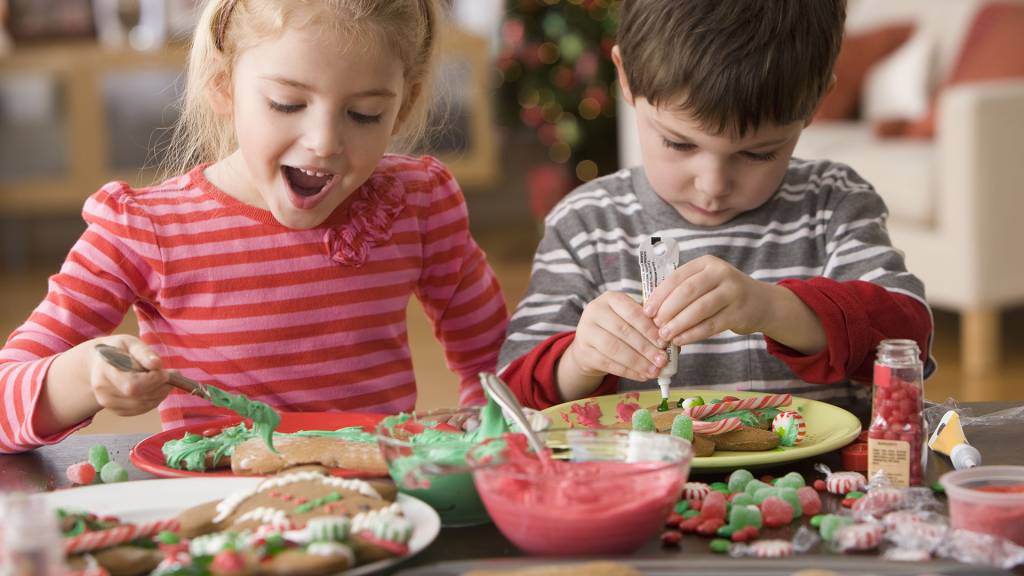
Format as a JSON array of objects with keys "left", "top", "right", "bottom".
[{"left": 868, "top": 339, "right": 925, "bottom": 487}]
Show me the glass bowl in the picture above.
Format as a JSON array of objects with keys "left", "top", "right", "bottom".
[
  {"left": 375, "top": 407, "right": 492, "bottom": 526},
  {"left": 940, "top": 465, "right": 1024, "bottom": 545},
  {"left": 466, "top": 428, "right": 693, "bottom": 556}
]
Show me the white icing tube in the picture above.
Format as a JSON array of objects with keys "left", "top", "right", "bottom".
[{"left": 638, "top": 235, "right": 680, "bottom": 399}]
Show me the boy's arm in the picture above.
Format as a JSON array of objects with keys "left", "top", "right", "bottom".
[
  {"left": 767, "top": 278, "right": 932, "bottom": 383},
  {"left": 501, "top": 332, "right": 619, "bottom": 410},
  {"left": 413, "top": 158, "right": 509, "bottom": 407}
]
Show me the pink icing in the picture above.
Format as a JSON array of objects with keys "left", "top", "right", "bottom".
[
  {"left": 615, "top": 400, "right": 641, "bottom": 424},
  {"left": 473, "top": 436, "right": 686, "bottom": 555},
  {"left": 569, "top": 400, "right": 603, "bottom": 428}
]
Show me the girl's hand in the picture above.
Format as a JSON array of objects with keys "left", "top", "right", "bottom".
[
  {"left": 88, "top": 335, "right": 170, "bottom": 416},
  {"left": 644, "top": 254, "right": 775, "bottom": 346},
  {"left": 565, "top": 291, "right": 668, "bottom": 382}
]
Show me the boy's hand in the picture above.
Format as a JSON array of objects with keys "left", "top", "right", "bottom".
[
  {"left": 644, "top": 255, "right": 775, "bottom": 346},
  {"left": 88, "top": 335, "right": 170, "bottom": 416},
  {"left": 565, "top": 291, "right": 668, "bottom": 382}
]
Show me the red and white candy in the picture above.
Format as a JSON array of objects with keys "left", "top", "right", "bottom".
[
  {"left": 771, "top": 411, "right": 806, "bottom": 445},
  {"left": 692, "top": 418, "right": 744, "bottom": 436},
  {"left": 64, "top": 518, "right": 180, "bottom": 555},
  {"left": 682, "top": 482, "right": 711, "bottom": 501},
  {"left": 686, "top": 394, "right": 792, "bottom": 419},
  {"left": 748, "top": 539, "right": 794, "bottom": 558},
  {"left": 834, "top": 523, "right": 882, "bottom": 552}
]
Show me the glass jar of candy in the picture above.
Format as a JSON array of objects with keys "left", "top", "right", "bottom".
[{"left": 868, "top": 339, "right": 925, "bottom": 487}]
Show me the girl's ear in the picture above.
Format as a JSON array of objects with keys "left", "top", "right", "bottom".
[
  {"left": 206, "top": 69, "right": 234, "bottom": 116},
  {"left": 393, "top": 82, "right": 423, "bottom": 134},
  {"left": 611, "top": 45, "right": 635, "bottom": 107}
]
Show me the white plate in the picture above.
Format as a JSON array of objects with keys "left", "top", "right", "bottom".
[{"left": 43, "top": 477, "right": 440, "bottom": 576}]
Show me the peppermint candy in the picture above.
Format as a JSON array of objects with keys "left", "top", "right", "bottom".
[
  {"left": 834, "top": 523, "right": 882, "bottom": 552},
  {"left": 682, "top": 482, "right": 711, "bottom": 501},
  {"left": 815, "top": 463, "right": 866, "bottom": 495},
  {"left": 749, "top": 539, "right": 794, "bottom": 558},
  {"left": 772, "top": 411, "right": 807, "bottom": 446}
]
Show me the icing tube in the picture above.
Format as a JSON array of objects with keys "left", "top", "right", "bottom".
[
  {"left": 638, "top": 235, "right": 680, "bottom": 400},
  {"left": 927, "top": 410, "right": 981, "bottom": 470}
]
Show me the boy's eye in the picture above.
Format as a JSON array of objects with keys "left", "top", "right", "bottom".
[
  {"left": 349, "top": 111, "right": 382, "bottom": 125},
  {"left": 662, "top": 138, "right": 696, "bottom": 152},
  {"left": 269, "top": 100, "right": 304, "bottom": 114},
  {"left": 741, "top": 150, "right": 778, "bottom": 162}
]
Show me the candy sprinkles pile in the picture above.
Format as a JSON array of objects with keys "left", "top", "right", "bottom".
[{"left": 66, "top": 444, "right": 128, "bottom": 485}]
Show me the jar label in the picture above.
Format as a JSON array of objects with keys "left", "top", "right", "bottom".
[{"left": 868, "top": 438, "right": 910, "bottom": 488}]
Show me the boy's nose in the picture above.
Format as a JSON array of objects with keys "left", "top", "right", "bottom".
[{"left": 695, "top": 160, "right": 730, "bottom": 198}]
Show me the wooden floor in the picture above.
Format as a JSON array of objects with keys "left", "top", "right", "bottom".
[{"left": 1, "top": 228, "right": 1020, "bottom": 435}]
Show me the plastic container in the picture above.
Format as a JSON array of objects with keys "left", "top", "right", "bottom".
[
  {"left": 940, "top": 465, "right": 1024, "bottom": 546},
  {"left": 467, "top": 429, "right": 693, "bottom": 556}
]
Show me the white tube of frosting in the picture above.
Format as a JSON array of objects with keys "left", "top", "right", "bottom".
[{"left": 638, "top": 235, "right": 680, "bottom": 400}]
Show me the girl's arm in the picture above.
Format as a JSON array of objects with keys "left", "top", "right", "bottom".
[{"left": 413, "top": 158, "right": 509, "bottom": 406}]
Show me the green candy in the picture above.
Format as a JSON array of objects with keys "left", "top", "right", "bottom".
[
  {"left": 677, "top": 396, "right": 705, "bottom": 409},
  {"left": 753, "top": 486, "right": 779, "bottom": 504},
  {"left": 631, "top": 408, "right": 655, "bottom": 432},
  {"left": 727, "top": 469, "right": 754, "bottom": 494},
  {"left": 709, "top": 538, "right": 731, "bottom": 554},
  {"left": 155, "top": 531, "right": 179, "bottom": 545},
  {"left": 777, "top": 487, "right": 802, "bottom": 519},
  {"left": 716, "top": 525, "right": 736, "bottom": 537},
  {"left": 775, "top": 472, "right": 806, "bottom": 490},
  {"left": 731, "top": 493, "right": 756, "bottom": 507},
  {"left": 673, "top": 500, "right": 690, "bottom": 515},
  {"left": 845, "top": 491, "right": 865, "bottom": 500},
  {"left": 88, "top": 445, "right": 110, "bottom": 481},
  {"left": 810, "top": 514, "right": 825, "bottom": 527},
  {"left": 670, "top": 414, "right": 693, "bottom": 441},
  {"left": 99, "top": 461, "right": 128, "bottom": 483},
  {"left": 710, "top": 481, "right": 729, "bottom": 492},
  {"left": 819, "top": 514, "right": 854, "bottom": 541},
  {"left": 744, "top": 479, "right": 772, "bottom": 496},
  {"left": 682, "top": 509, "right": 701, "bottom": 519},
  {"left": 931, "top": 481, "right": 945, "bottom": 494},
  {"left": 729, "top": 504, "right": 763, "bottom": 529}
]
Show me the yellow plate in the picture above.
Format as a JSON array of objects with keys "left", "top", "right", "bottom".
[{"left": 541, "top": 389, "right": 861, "bottom": 471}]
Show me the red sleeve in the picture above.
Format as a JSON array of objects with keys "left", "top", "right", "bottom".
[
  {"left": 499, "top": 332, "right": 619, "bottom": 410},
  {"left": 766, "top": 278, "right": 932, "bottom": 384}
]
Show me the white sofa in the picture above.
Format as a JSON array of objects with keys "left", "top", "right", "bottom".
[{"left": 618, "top": 0, "right": 1024, "bottom": 376}]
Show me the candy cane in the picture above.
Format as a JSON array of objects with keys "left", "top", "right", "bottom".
[
  {"left": 691, "top": 418, "right": 744, "bottom": 436},
  {"left": 686, "top": 394, "right": 792, "bottom": 419},
  {"left": 65, "top": 518, "right": 180, "bottom": 555}
]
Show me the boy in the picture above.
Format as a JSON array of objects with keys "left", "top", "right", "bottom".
[{"left": 499, "top": 0, "right": 933, "bottom": 412}]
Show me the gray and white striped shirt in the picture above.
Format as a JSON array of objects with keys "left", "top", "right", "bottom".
[{"left": 499, "top": 159, "right": 932, "bottom": 404}]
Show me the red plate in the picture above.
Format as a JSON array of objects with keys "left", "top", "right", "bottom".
[{"left": 130, "top": 411, "right": 387, "bottom": 479}]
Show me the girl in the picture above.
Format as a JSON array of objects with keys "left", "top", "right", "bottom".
[{"left": 0, "top": 0, "right": 509, "bottom": 452}]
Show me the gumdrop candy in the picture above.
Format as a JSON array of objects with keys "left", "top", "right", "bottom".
[
  {"left": 728, "top": 504, "right": 763, "bottom": 530},
  {"left": 797, "top": 486, "right": 822, "bottom": 516},
  {"left": 753, "top": 486, "right": 779, "bottom": 504},
  {"left": 670, "top": 414, "right": 693, "bottom": 441},
  {"left": 744, "top": 479, "right": 772, "bottom": 496},
  {"left": 88, "top": 445, "right": 110, "bottom": 479},
  {"left": 731, "top": 493, "right": 756, "bottom": 507},
  {"left": 775, "top": 471, "right": 806, "bottom": 490},
  {"left": 819, "top": 514, "right": 855, "bottom": 541},
  {"left": 777, "top": 486, "right": 803, "bottom": 519},
  {"left": 759, "top": 497, "right": 794, "bottom": 528},
  {"left": 700, "top": 491, "right": 727, "bottom": 520},
  {"left": 100, "top": 461, "right": 128, "bottom": 483},
  {"left": 727, "top": 469, "right": 754, "bottom": 494},
  {"left": 66, "top": 462, "right": 96, "bottom": 485},
  {"left": 631, "top": 408, "right": 655, "bottom": 432}
]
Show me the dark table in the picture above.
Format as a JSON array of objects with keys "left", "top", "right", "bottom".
[{"left": 2, "top": 402, "right": 1021, "bottom": 575}]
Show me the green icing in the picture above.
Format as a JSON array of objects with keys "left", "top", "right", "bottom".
[
  {"left": 162, "top": 424, "right": 378, "bottom": 472},
  {"left": 205, "top": 384, "right": 280, "bottom": 453}
]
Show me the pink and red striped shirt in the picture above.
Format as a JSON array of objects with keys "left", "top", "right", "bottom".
[{"left": 0, "top": 154, "right": 508, "bottom": 453}]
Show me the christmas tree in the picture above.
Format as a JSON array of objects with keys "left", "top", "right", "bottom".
[{"left": 496, "top": 0, "right": 621, "bottom": 219}]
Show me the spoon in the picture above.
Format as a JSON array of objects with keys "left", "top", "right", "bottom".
[
  {"left": 478, "top": 372, "right": 548, "bottom": 458},
  {"left": 96, "top": 343, "right": 212, "bottom": 400}
]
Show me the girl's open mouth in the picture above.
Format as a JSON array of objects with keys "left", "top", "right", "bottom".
[{"left": 282, "top": 165, "right": 338, "bottom": 209}]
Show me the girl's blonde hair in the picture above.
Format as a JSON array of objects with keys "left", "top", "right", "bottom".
[{"left": 161, "top": 0, "right": 440, "bottom": 179}]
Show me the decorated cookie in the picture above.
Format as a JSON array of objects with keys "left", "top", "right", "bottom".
[{"left": 709, "top": 426, "right": 780, "bottom": 452}]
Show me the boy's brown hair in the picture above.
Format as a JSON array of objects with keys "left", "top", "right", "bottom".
[{"left": 617, "top": 0, "right": 846, "bottom": 136}]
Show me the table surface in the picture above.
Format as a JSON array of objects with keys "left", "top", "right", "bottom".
[{"left": 2, "top": 401, "right": 1021, "bottom": 575}]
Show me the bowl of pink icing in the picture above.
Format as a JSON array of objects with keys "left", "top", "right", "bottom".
[
  {"left": 940, "top": 465, "right": 1024, "bottom": 546},
  {"left": 467, "top": 429, "right": 692, "bottom": 556}
]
